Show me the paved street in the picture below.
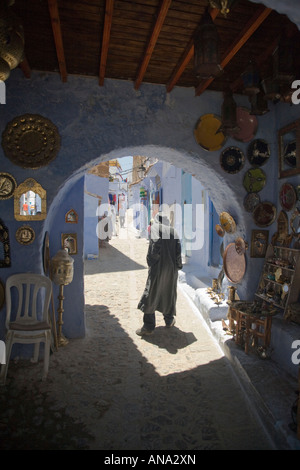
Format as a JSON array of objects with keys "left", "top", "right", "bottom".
[{"left": 0, "top": 212, "right": 274, "bottom": 450}]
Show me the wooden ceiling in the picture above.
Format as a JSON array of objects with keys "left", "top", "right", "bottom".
[{"left": 11, "top": 0, "right": 300, "bottom": 96}]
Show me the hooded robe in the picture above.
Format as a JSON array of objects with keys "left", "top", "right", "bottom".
[{"left": 137, "top": 213, "right": 182, "bottom": 317}]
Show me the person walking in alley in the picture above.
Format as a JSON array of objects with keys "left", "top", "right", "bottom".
[{"left": 136, "top": 211, "right": 183, "bottom": 336}]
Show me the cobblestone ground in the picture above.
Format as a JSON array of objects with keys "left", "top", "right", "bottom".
[{"left": 0, "top": 214, "right": 274, "bottom": 450}]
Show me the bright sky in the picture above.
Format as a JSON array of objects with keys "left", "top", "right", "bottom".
[{"left": 118, "top": 156, "right": 132, "bottom": 175}]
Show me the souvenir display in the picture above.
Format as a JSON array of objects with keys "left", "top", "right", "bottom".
[
  {"left": 61, "top": 233, "right": 77, "bottom": 255},
  {"left": 253, "top": 201, "right": 277, "bottom": 227},
  {"left": 271, "top": 210, "right": 293, "bottom": 247},
  {"left": 0, "top": 172, "right": 17, "bottom": 200},
  {"left": 0, "top": 218, "right": 10, "bottom": 267},
  {"left": 219, "top": 211, "right": 236, "bottom": 233},
  {"left": 243, "top": 167, "right": 266, "bottom": 193},
  {"left": 220, "top": 146, "right": 245, "bottom": 174},
  {"left": 2, "top": 114, "right": 61, "bottom": 169},
  {"left": 223, "top": 242, "right": 246, "bottom": 283},
  {"left": 247, "top": 139, "right": 270, "bottom": 167},
  {"left": 279, "top": 182, "right": 297, "bottom": 211},
  {"left": 283, "top": 140, "right": 296, "bottom": 167},
  {"left": 243, "top": 192, "right": 260, "bottom": 213},
  {"left": 15, "top": 225, "right": 35, "bottom": 245},
  {"left": 229, "top": 107, "right": 258, "bottom": 143},
  {"left": 194, "top": 114, "right": 226, "bottom": 151}
]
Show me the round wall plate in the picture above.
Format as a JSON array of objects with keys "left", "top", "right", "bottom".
[
  {"left": 223, "top": 242, "right": 246, "bottom": 283},
  {"left": 219, "top": 211, "right": 236, "bottom": 233},
  {"left": 247, "top": 139, "right": 270, "bottom": 167},
  {"left": 229, "top": 107, "right": 258, "bottom": 143},
  {"left": 253, "top": 202, "right": 277, "bottom": 227},
  {"left": 220, "top": 146, "right": 245, "bottom": 174},
  {"left": 16, "top": 225, "right": 35, "bottom": 245},
  {"left": 243, "top": 192, "right": 260, "bottom": 213},
  {"left": 194, "top": 114, "right": 227, "bottom": 151},
  {"left": 0, "top": 172, "right": 17, "bottom": 200},
  {"left": 279, "top": 183, "right": 297, "bottom": 211},
  {"left": 243, "top": 168, "right": 266, "bottom": 193},
  {"left": 2, "top": 114, "right": 61, "bottom": 169}
]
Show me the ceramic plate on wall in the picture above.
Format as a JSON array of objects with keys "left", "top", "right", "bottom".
[
  {"left": 247, "top": 139, "right": 270, "bottom": 167},
  {"left": 229, "top": 107, "right": 258, "bottom": 143},
  {"left": 219, "top": 211, "right": 236, "bottom": 233},
  {"left": 194, "top": 114, "right": 227, "bottom": 151},
  {"left": 279, "top": 183, "right": 297, "bottom": 211},
  {"left": 253, "top": 202, "right": 277, "bottom": 227},
  {"left": 243, "top": 167, "right": 266, "bottom": 193},
  {"left": 220, "top": 146, "right": 245, "bottom": 174},
  {"left": 243, "top": 192, "right": 260, "bottom": 212}
]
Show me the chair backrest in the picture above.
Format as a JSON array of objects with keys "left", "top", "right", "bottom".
[{"left": 5, "top": 273, "right": 52, "bottom": 328}]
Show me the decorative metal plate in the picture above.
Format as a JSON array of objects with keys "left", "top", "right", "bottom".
[
  {"left": 243, "top": 167, "right": 266, "bottom": 193},
  {"left": 2, "top": 114, "right": 61, "bottom": 169},
  {"left": 220, "top": 146, "right": 245, "bottom": 174},
  {"left": 15, "top": 225, "right": 35, "bottom": 245},
  {"left": 194, "top": 114, "right": 227, "bottom": 151},
  {"left": 229, "top": 107, "right": 258, "bottom": 143},
  {"left": 219, "top": 211, "right": 236, "bottom": 233},
  {"left": 223, "top": 242, "right": 246, "bottom": 284},
  {"left": 279, "top": 183, "right": 297, "bottom": 211},
  {"left": 247, "top": 139, "right": 270, "bottom": 167},
  {"left": 243, "top": 192, "right": 260, "bottom": 213},
  {"left": 0, "top": 172, "right": 17, "bottom": 199},
  {"left": 253, "top": 202, "right": 277, "bottom": 227}
]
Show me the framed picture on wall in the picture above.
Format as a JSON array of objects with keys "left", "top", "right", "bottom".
[
  {"left": 61, "top": 233, "right": 77, "bottom": 255},
  {"left": 65, "top": 209, "right": 78, "bottom": 224},
  {"left": 250, "top": 230, "right": 269, "bottom": 258}
]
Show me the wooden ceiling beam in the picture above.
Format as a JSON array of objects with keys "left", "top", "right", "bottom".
[
  {"left": 195, "top": 5, "right": 272, "bottom": 96},
  {"left": 166, "top": 8, "right": 219, "bottom": 93},
  {"left": 134, "top": 0, "right": 172, "bottom": 90},
  {"left": 99, "top": 0, "right": 114, "bottom": 86},
  {"left": 19, "top": 57, "right": 31, "bottom": 79},
  {"left": 48, "top": 0, "right": 67, "bottom": 82}
]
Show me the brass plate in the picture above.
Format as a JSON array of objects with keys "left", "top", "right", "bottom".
[
  {"left": 219, "top": 211, "right": 236, "bottom": 233},
  {"left": 16, "top": 225, "right": 35, "bottom": 245},
  {"left": 223, "top": 242, "right": 246, "bottom": 284},
  {"left": 2, "top": 114, "right": 61, "bottom": 169},
  {"left": 0, "top": 172, "right": 17, "bottom": 199},
  {"left": 194, "top": 114, "right": 227, "bottom": 151}
]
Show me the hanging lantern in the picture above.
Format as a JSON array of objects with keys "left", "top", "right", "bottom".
[
  {"left": 219, "top": 89, "right": 239, "bottom": 134},
  {"left": 249, "top": 91, "right": 269, "bottom": 115},
  {"left": 0, "top": 1, "right": 24, "bottom": 81},
  {"left": 208, "top": 0, "right": 236, "bottom": 17},
  {"left": 194, "top": 8, "right": 223, "bottom": 80},
  {"left": 137, "top": 163, "right": 146, "bottom": 180},
  {"left": 241, "top": 60, "right": 260, "bottom": 96},
  {"left": 273, "top": 33, "right": 295, "bottom": 86}
]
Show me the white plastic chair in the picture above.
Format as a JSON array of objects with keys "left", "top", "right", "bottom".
[{"left": 1, "top": 273, "right": 52, "bottom": 385}]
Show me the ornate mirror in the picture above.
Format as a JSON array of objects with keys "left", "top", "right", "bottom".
[
  {"left": 14, "top": 178, "right": 46, "bottom": 221},
  {"left": 278, "top": 119, "right": 300, "bottom": 178}
]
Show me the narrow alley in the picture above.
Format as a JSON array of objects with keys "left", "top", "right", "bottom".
[{"left": 0, "top": 211, "right": 276, "bottom": 451}]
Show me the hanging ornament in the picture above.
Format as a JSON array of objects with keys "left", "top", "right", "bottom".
[{"left": 194, "top": 7, "right": 223, "bottom": 80}]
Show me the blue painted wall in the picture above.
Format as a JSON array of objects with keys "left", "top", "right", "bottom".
[{"left": 0, "top": 69, "right": 299, "bottom": 351}]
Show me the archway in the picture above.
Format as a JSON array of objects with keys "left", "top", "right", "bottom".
[{"left": 44, "top": 145, "right": 248, "bottom": 340}]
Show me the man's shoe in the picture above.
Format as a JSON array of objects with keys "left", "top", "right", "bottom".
[
  {"left": 165, "top": 318, "right": 176, "bottom": 328},
  {"left": 136, "top": 327, "right": 154, "bottom": 336}
]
